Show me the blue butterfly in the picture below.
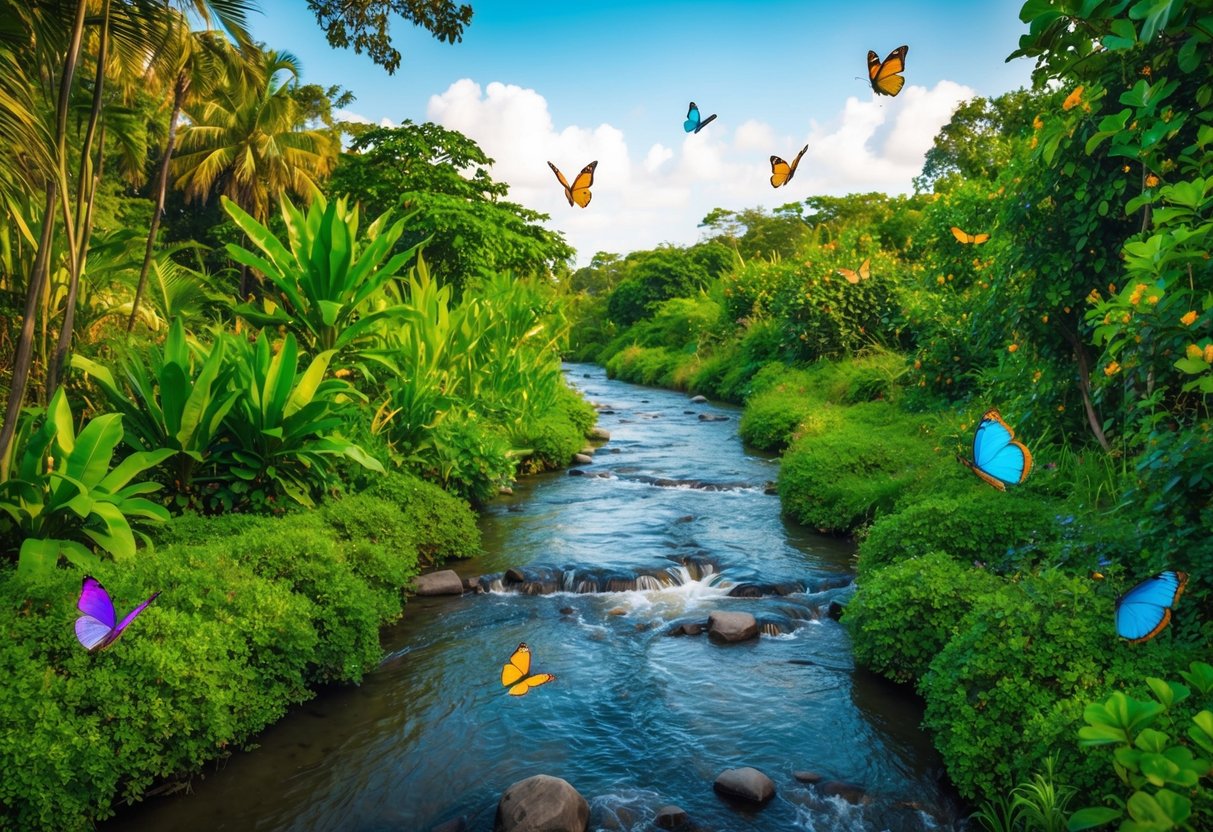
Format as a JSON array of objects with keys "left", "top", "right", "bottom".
[
  {"left": 684, "top": 102, "right": 717, "bottom": 134},
  {"left": 1116, "top": 571, "right": 1188, "bottom": 642},
  {"left": 959, "top": 410, "right": 1033, "bottom": 491}
]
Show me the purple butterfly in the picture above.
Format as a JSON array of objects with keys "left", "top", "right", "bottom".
[{"left": 75, "top": 576, "right": 160, "bottom": 651}]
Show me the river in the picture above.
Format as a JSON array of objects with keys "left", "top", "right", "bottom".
[{"left": 107, "top": 363, "right": 963, "bottom": 832}]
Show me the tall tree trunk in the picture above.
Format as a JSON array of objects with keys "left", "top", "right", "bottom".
[
  {"left": 0, "top": 0, "right": 89, "bottom": 481},
  {"left": 128, "top": 71, "right": 185, "bottom": 332},
  {"left": 1060, "top": 322, "right": 1112, "bottom": 451},
  {"left": 47, "top": 0, "right": 111, "bottom": 395}
]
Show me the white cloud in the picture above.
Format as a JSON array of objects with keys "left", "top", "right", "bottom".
[
  {"left": 425, "top": 78, "right": 974, "bottom": 266},
  {"left": 334, "top": 108, "right": 371, "bottom": 124}
]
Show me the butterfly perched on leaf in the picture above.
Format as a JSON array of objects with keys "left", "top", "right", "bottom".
[
  {"left": 501, "top": 642, "right": 556, "bottom": 696},
  {"left": 867, "top": 45, "right": 908, "bottom": 97},
  {"left": 75, "top": 577, "right": 160, "bottom": 651},
  {"left": 547, "top": 160, "right": 597, "bottom": 208},
  {"left": 1116, "top": 571, "right": 1188, "bottom": 643},
  {"left": 837, "top": 258, "right": 871, "bottom": 284},
  {"left": 684, "top": 101, "right": 717, "bottom": 134},
  {"left": 951, "top": 227, "right": 990, "bottom": 245},
  {"left": 958, "top": 410, "right": 1032, "bottom": 491},
  {"left": 770, "top": 145, "right": 808, "bottom": 188}
]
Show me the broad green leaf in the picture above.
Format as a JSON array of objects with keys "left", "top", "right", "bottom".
[
  {"left": 1067, "top": 806, "right": 1123, "bottom": 831},
  {"left": 98, "top": 449, "right": 175, "bottom": 493},
  {"left": 17, "top": 538, "right": 60, "bottom": 576},
  {"left": 67, "top": 414, "right": 124, "bottom": 488}
]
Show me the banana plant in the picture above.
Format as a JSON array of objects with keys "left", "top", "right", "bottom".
[
  {"left": 223, "top": 192, "right": 426, "bottom": 355},
  {"left": 210, "top": 331, "right": 383, "bottom": 510},
  {"left": 71, "top": 319, "right": 238, "bottom": 504},
  {"left": 0, "top": 389, "right": 173, "bottom": 576}
]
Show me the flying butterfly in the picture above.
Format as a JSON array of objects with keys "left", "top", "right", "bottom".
[
  {"left": 684, "top": 102, "right": 717, "bottom": 134},
  {"left": 837, "top": 257, "right": 871, "bottom": 284},
  {"left": 500, "top": 642, "right": 556, "bottom": 696},
  {"left": 951, "top": 226, "right": 990, "bottom": 245},
  {"left": 75, "top": 577, "right": 160, "bottom": 652},
  {"left": 1116, "top": 571, "right": 1188, "bottom": 643},
  {"left": 770, "top": 144, "right": 808, "bottom": 188},
  {"left": 958, "top": 410, "right": 1033, "bottom": 491},
  {"left": 547, "top": 160, "right": 598, "bottom": 208},
  {"left": 868, "top": 45, "right": 909, "bottom": 97}
]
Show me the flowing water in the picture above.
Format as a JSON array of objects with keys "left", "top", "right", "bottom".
[{"left": 108, "top": 364, "right": 964, "bottom": 832}]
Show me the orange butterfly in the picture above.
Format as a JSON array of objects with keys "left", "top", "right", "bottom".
[
  {"left": 951, "top": 227, "right": 990, "bottom": 245},
  {"left": 837, "top": 258, "right": 871, "bottom": 284},
  {"left": 547, "top": 161, "right": 597, "bottom": 208},
  {"left": 500, "top": 643, "right": 556, "bottom": 696},
  {"left": 770, "top": 145, "right": 808, "bottom": 188},
  {"left": 868, "top": 45, "right": 909, "bottom": 97}
]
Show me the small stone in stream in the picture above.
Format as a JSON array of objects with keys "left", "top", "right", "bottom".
[
  {"left": 507, "top": 505, "right": 523, "bottom": 513},
  {"left": 572, "top": 453, "right": 593, "bottom": 464},
  {"left": 504, "top": 567, "right": 526, "bottom": 583},
  {"left": 640, "top": 399, "right": 649, "bottom": 403},
  {"left": 583, "top": 373, "right": 592, "bottom": 377},
  {"left": 815, "top": 575, "right": 854, "bottom": 592},
  {"left": 559, "top": 607, "right": 574, "bottom": 615},
  {"left": 579, "top": 447, "right": 595, "bottom": 456},
  {"left": 708, "top": 611, "right": 759, "bottom": 642},
  {"left": 698, "top": 413, "right": 728, "bottom": 422},
  {"left": 817, "top": 781, "right": 868, "bottom": 804},
  {"left": 827, "top": 601, "right": 846, "bottom": 621},
  {"left": 793, "top": 771, "right": 824, "bottom": 783},
  {"left": 690, "top": 395, "right": 707, "bottom": 403},
  {"left": 684, "top": 410, "right": 695, "bottom": 415},
  {"left": 675, "top": 515, "right": 694, "bottom": 523},
  {"left": 413, "top": 570, "right": 463, "bottom": 596},
  {"left": 713, "top": 767, "right": 775, "bottom": 805},
  {"left": 589, "top": 427, "right": 611, "bottom": 440},
  {"left": 655, "top": 804, "right": 688, "bottom": 829},
  {"left": 430, "top": 817, "right": 467, "bottom": 832},
  {"left": 763, "top": 485, "right": 778, "bottom": 496},
  {"left": 495, "top": 774, "right": 589, "bottom": 832},
  {"left": 599, "top": 409, "right": 616, "bottom": 415},
  {"left": 498, "top": 485, "right": 514, "bottom": 495},
  {"left": 608, "top": 448, "right": 621, "bottom": 453},
  {"left": 607, "top": 607, "right": 627, "bottom": 616},
  {"left": 667, "top": 620, "right": 706, "bottom": 636}
]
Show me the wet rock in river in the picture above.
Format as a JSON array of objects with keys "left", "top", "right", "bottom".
[
  {"left": 827, "top": 601, "right": 846, "bottom": 622},
  {"left": 713, "top": 767, "right": 775, "bottom": 805},
  {"left": 813, "top": 575, "right": 854, "bottom": 592},
  {"left": 572, "top": 453, "right": 593, "bottom": 464},
  {"left": 589, "top": 427, "right": 611, "bottom": 440},
  {"left": 667, "top": 619, "right": 708, "bottom": 636},
  {"left": 431, "top": 817, "right": 467, "bottom": 832},
  {"left": 413, "top": 570, "right": 464, "bottom": 596},
  {"left": 495, "top": 774, "right": 588, "bottom": 832},
  {"left": 578, "top": 446, "right": 595, "bottom": 456},
  {"left": 654, "top": 804, "right": 688, "bottom": 829},
  {"left": 727, "top": 582, "right": 803, "bottom": 598},
  {"left": 697, "top": 413, "right": 729, "bottom": 422},
  {"left": 708, "top": 611, "right": 759, "bottom": 643},
  {"left": 690, "top": 395, "right": 707, "bottom": 403},
  {"left": 817, "top": 780, "right": 868, "bottom": 804},
  {"left": 793, "top": 771, "right": 824, "bottom": 783}
]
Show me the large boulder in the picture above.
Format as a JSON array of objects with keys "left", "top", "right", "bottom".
[
  {"left": 713, "top": 767, "right": 775, "bottom": 805},
  {"left": 495, "top": 775, "right": 589, "bottom": 832},
  {"left": 413, "top": 570, "right": 463, "bottom": 596},
  {"left": 708, "top": 611, "right": 759, "bottom": 643}
]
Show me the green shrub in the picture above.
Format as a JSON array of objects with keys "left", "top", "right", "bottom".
[
  {"left": 919, "top": 569, "right": 1193, "bottom": 804},
  {"left": 415, "top": 409, "right": 515, "bottom": 504},
  {"left": 555, "top": 384, "right": 597, "bottom": 437},
  {"left": 845, "top": 551, "right": 1001, "bottom": 684},
  {"left": 777, "top": 405, "right": 948, "bottom": 532},
  {"left": 319, "top": 492, "right": 419, "bottom": 620},
  {"left": 857, "top": 492, "right": 1064, "bottom": 578},
  {"left": 365, "top": 471, "right": 481, "bottom": 563},
  {"left": 515, "top": 410, "right": 583, "bottom": 472},
  {"left": 739, "top": 387, "right": 820, "bottom": 451}
]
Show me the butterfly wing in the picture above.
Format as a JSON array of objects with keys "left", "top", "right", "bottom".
[
  {"left": 973, "top": 233, "right": 991, "bottom": 244},
  {"left": 769, "top": 155, "right": 791, "bottom": 188},
  {"left": 694, "top": 113, "right": 717, "bottom": 134},
  {"left": 501, "top": 643, "right": 532, "bottom": 687},
  {"left": 870, "top": 45, "right": 908, "bottom": 96},
  {"left": 951, "top": 226, "right": 972, "bottom": 243},
  {"left": 508, "top": 673, "right": 556, "bottom": 697},
  {"left": 547, "top": 162, "right": 574, "bottom": 207},
  {"left": 75, "top": 576, "right": 117, "bottom": 650},
  {"left": 970, "top": 410, "right": 1032, "bottom": 488},
  {"left": 838, "top": 268, "right": 859, "bottom": 284},
  {"left": 111, "top": 590, "right": 161, "bottom": 641},
  {"left": 684, "top": 102, "right": 700, "bottom": 133},
  {"left": 569, "top": 161, "right": 597, "bottom": 208},
  {"left": 1116, "top": 571, "right": 1189, "bottom": 642},
  {"left": 786, "top": 144, "right": 808, "bottom": 183}
]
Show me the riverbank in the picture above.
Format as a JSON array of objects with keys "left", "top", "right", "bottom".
[
  {"left": 0, "top": 382, "right": 597, "bottom": 832},
  {"left": 600, "top": 343, "right": 1209, "bottom": 806}
]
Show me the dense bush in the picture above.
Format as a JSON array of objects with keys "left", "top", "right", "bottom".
[
  {"left": 364, "top": 471, "right": 482, "bottom": 564},
  {"left": 845, "top": 552, "right": 1001, "bottom": 684},
  {"left": 919, "top": 570, "right": 1194, "bottom": 804},
  {"left": 857, "top": 491, "right": 1064, "bottom": 578},
  {"left": 514, "top": 385, "right": 597, "bottom": 473},
  {"left": 738, "top": 386, "right": 823, "bottom": 452}
]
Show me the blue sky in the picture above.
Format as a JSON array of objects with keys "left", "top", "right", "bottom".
[{"left": 248, "top": 0, "right": 1037, "bottom": 264}]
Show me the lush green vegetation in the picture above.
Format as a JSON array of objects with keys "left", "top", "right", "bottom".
[
  {"left": 564, "top": 1, "right": 1213, "bottom": 823},
  {"left": 0, "top": 2, "right": 596, "bottom": 828}
]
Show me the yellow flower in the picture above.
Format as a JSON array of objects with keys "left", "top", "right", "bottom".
[
  {"left": 1123, "top": 165, "right": 1131, "bottom": 173},
  {"left": 1181, "top": 310, "right": 1198, "bottom": 326},
  {"left": 1145, "top": 174, "right": 1159, "bottom": 188},
  {"left": 1205, "top": 345, "right": 1213, "bottom": 364},
  {"left": 1142, "top": 66, "right": 1152, "bottom": 77},
  {"left": 1147, "top": 295, "right": 1160, "bottom": 305},
  {"left": 1108, "top": 283, "right": 1117, "bottom": 294},
  {"left": 1033, "top": 115, "right": 1044, "bottom": 131},
  {"left": 913, "top": 359, "right": 922, "bottom": 370},
  {"left": 1121, "top": 313, "right": 1131, "bottom": 324},
  {"left": 1041, "top": 314, "right": 1049, "bottom": 324},
  {"left": 1104, "top": 361, "right": 1120, "bottom": 376},
  {"left": 1087, "top": 288, "right": 1102, "bottom": 303},
  {"left": 1186, "top": 344, "right": 1203, "bottom": 361},
  {"left": 1063, "top": 86, "right": 1084, "bottom": 111},
  {"left": 1032, "top": 370, "right": 1043, "bottom": 383},
  {"left": 937, "top": 276, "right": 945, "bottom": 285},
  {"left": 1008, "top": 344, "right": 1018, "bottom": 353},
  {"left": 1057, "top": 404, "right": 1065, "bottom": 412},
  {"left": 1030, "top": 135, "right": 1039, "bottom": 150}
]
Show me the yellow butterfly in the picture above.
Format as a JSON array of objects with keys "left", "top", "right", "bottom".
[
  {"left": 868, "top": 45, "right": 909, "bottom": 97},
  {"left": 500, "top": 642, "right": 556, "bottom": 696},
  {"left": 951, "top": 226, "right": 991, "bottom": 245},
  {"left": 770, "top": 145, "right": 808, "bottom": 188},
  {"left": 837, "top": 257, "right": 871, "bottom": 284},
  {"left": 547, "top": 160, "right": 597, "bottom": 208}
]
